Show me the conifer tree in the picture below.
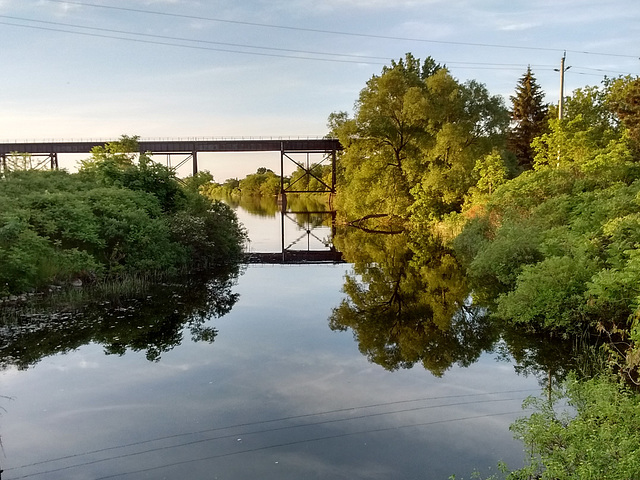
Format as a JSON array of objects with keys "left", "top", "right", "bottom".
[{"left": 508, "top": 67, "right": 548, "bottom": 170}]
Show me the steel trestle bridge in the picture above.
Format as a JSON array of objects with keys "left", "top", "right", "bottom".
[{"left": 0, "top": 137, "right": 341, "bottom": 180}]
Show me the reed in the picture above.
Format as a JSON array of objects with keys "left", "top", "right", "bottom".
[{"left": 0, "top": 271, "right": 175, "bottom": 322}]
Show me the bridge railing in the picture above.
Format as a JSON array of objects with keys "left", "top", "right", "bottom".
[{"left": 0, "top": 135, "right": 334, "bottom": 143}]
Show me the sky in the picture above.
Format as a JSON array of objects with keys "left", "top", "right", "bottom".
[{"left": 1, "top": 0, "right": 639, "bottom": 179}]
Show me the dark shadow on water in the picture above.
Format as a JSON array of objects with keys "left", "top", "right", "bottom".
[{"left": 0, "top": 266, "right": 241, "bottom": 370}]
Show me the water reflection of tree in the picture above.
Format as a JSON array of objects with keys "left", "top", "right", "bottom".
[
  {"left": 224, "top": 194, "right": 331, "bottom": 225},
  {"left": 329, "top": 228, "right": 498, "bottom": 376},
  {"left": 0, "top": 267, "right": 241, "bottom": 370},
  {"left": 497, "top": 326, "right": 588, "bottom": 391},
  {"left": 331, "top": 226, "right": 585, "bottom": 383}
]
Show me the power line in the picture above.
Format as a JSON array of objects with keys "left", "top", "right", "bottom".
[
  {"left": 0, "top": 15, "right": 390, "bottom": 63},
  {"left": 0, "top": 20, "right": 386, "bottom": 65},
  {"left": 41, "top": 0, "right": 639, "bottom": 60},
  {"left": 2, "top": 17, "right": 635, "bottom": 77}
]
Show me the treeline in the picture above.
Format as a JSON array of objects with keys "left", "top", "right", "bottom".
[
  {"left": 203, "top": 164, "right": 333, "bottom": 198},
  {"left": 331, "top": 53, "right": 640, "bottom": 479},
  {"left": 0, "top": 137, "right": 246, "bottom": 297}
]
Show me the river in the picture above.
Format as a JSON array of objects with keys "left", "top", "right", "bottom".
[{"left": 0, "top": 201, "right": 544, "bottom": 480}]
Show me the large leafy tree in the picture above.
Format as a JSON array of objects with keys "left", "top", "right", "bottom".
[
  {"left": 331, "top": 53, "right": 508, "bottom": 226},
  {"left": 330, "top": 54, "right": 440, "bottom": 224},
  {"left": 507, "top": 67, "right": 549, "bottom": 170}
]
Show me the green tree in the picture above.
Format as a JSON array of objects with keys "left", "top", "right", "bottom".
[
  {"left": 609, "top": 75, "right": 640, "bottom": 155},
  {"left": 79, "top": 149, "right": 186, "bottom": 214},
  {"left": 332, "top": 54, "right": 430, "bottom": 223},
  {"left": 465, "top": 148, "right": 509, "bottom": 204},
  {"left": 507, "top": 67, "right": 549, "bottom": 170},
  {"left": 238, "top": 168, "right": 281, "bottom": 196},
  {"left": 332, "top": 53, "right": 509, "bottom": 227},
  {"left": 79, "top": 134, "right": 140, "bottom": 170},
  {"left": 183, "top": 170, "right": 214, "bottom": 193},
  {"left": 532, "top": 81, "right": 630, "bottom": 176}
]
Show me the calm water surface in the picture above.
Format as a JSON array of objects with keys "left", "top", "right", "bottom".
[{"left": 0, "top": 204, "right": 542, "bottom": 480}]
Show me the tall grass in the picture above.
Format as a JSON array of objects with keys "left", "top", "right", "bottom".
[{"left": 0, "top": 271, "right": 172, "bottom": 322}]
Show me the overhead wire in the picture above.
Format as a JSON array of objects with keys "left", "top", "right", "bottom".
[
  {"left": 0, "top": 15, "right": 390, "bottom": 63},
  {"left": 0, "top": 20, "right": 387, "bottom": 65},
  {"left": 1, "top": 16, "right": 635, "bottom": 76},
  {"left": 40, "top": 0, "right": 639, "bottom": 60}
]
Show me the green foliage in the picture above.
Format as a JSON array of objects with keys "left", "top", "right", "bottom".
[
  {"left": 609, "top": 76, "right": 640, "bottom": 154},
  {"left": 458, "top": 170, "right": 640, "bottom": 332},
  {"left": 332, "top": 53, "right": 509, "bottom": 225},
  {"left": 454, "top": 77, "right": 640, "bottom": 335},
  {"left": 0, "top": 138, "right": 246, "bottom": 296},
  {"left": 509, "top": 375, "right": 640, "bottom": 480},
  {"left": 79, "top": 152, "right": 186, "bottom": 213},
  {"left": 236, "top": 168, "right": 282, "bottom": 197},
  {"left": 202, "top": 177, "right": 241, "bottom": 198},
  {"left": 496, "top": 255, "right": 598, "bottom": 330},
  {"left": 79, "top": 134, "right": 140, "bottom": 170},
  {"left": 170, "top": 200, "right": 246, "bottom": 268},
  {"left": 531, "top": 80, "right": 635, "bottom": 179},
  {"left": 182, "top": 170, "right": 215, "bottom": 193},
  {"left": 0, "top": 212, "right": 98, "bottom": 295},
  {"left": 472, "top": 149, "right": 508, "bottom": 196}
]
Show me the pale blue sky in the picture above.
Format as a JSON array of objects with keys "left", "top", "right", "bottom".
[{"left": 0, "top": 0, "right": 638, "bottom": 178}]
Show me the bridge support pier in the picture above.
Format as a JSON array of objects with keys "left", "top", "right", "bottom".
[
  {"left": 192, "top": 150, "right": 198, "bottom": 176},
  {"left": 277, "top": 192, "right": 287, "bottom": 211}
]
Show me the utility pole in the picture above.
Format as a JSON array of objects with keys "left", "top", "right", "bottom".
[{"left": 555, "top": 51, "right": 571, "bottom": 119}]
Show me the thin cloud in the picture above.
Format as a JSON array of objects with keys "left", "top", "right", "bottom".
[
  {"left": 498, "top": 22, "right": 541, "bottom": 32},
  {"left": 266, "top": 0, "right": 446, "bottom": 14}
]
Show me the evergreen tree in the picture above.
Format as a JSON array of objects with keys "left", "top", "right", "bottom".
[{"left": 508, "top": 67, "right": 549, "bottom": 170}]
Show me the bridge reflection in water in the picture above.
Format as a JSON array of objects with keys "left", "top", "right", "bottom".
[{"left": 245, "top": 209, "right": 344, "bottom": 265}]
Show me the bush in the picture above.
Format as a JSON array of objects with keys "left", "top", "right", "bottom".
[
  {"left": 509, "top": 375, "right": 640, "bottom": 480},
  {"left": 0, "top": 139, "right": 246, "bottom": 296}
]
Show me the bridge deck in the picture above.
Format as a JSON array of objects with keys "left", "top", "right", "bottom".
[{"left": 0, "top": 138, "right": 341, "bottom": 155}]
